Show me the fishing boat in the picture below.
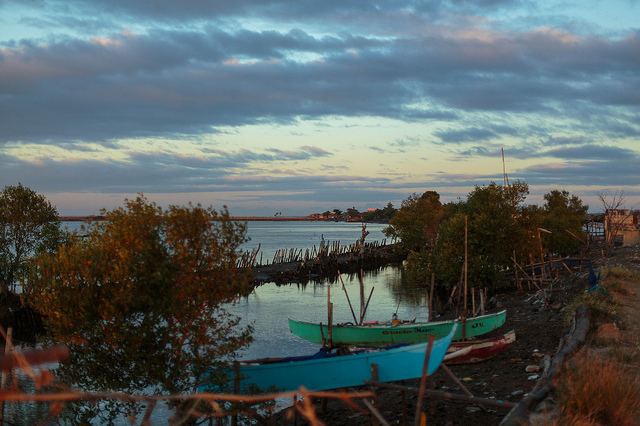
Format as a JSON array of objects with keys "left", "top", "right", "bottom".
[
  {"left": 288, "top": 310, "right": 506, "bottom": 347},
  {"left": 444, "top": 329, "right": 516, "bottom": 365},
  {"left": 207, "top": 324, "right": 457, "bottom": 394}
]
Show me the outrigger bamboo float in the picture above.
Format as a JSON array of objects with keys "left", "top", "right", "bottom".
[
  {"left": 288, "top": 309, "right": 506, "bottom": 347},
  {"left": 222, "top": 325, "right": 457, "bottom": 393}
]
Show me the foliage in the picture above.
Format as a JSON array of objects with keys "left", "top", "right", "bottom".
[
  {"left": 542, "top": 189, "right": 588, "bottom": 256},
  {"left": 0, "top": 183, "right": 63, "bottom": 294},
  {"left": 26, "top": 196, "right": 253, "bottom": 421},
  {"left": 384, "top": 191, "right": 444, "bottom": 251},
  {"left": 393, "top": 183, "right": 590, "bottom": 294},
  {"left": 432, "top": 182, "right": 530, "bottom": 290},
  {"left": 362, "top": 202, "right": 397, "bottom": 223}
]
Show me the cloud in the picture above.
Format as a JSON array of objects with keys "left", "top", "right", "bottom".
[{"left": 0, "top": 18, "right": 638, "bottom": 144}]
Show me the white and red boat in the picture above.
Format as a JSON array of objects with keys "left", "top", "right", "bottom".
[{"left": 444, "top": 330, "right": 516, "bottom": 365}]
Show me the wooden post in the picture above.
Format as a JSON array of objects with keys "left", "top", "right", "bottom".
[
  {"left": 471, "top": 287, "right": 476, "bottom": 317},
  {"left": 359, "top": 270, "right": 365, "bottom": 321},
  {"left": 513, "top": 250, "right": 521, "bottom": 290},
  {"left": 361, "top": 287, "right": 375, "bottom": 324},
  {"left": 370, "top": 363, "right": 380, "bottom": 426},
  {"left": 232, "top": 361, "right": 240, "bottom": 426},
  {"left": 479, "top": 288, "right": 485, "bottom": 316},
  {"left": 428, "top": 273, "right": 435, "bottom": 322},
  {"left": 414, "top": 335, "right": 435, "bottom": 426},
  {"left": 338, "top": 272, "right": 359, "bottom": 324},
  {"left": 328, "top": 303, "right": 334, "bottom": 348},
  {"left": 464, "top": 215, "right": 468, "bottom": 318},
  {"left": 537, "top": 228, "right": 546, "bottom": 279}
]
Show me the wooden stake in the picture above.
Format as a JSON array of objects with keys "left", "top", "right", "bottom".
[
  {"left": 428, "top": 273, "right": 435, "bottom": 322},
  {"left": 471, "top": 287, "right": 476, "bottom": 317},
  {"left": 414, "top": 335, "right": 435, "bottom": 426},
  {"left": 464, "top": 215, "right": 468, "bottom": 318},
  {"left": 361, "top": 287, "right": 375, "bottom": 325},
  {"left": 338, "top": 271, "right": 359, "bottom": 324}
]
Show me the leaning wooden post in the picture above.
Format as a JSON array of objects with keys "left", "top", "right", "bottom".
[
  {"left": 338, "top": 271, "right": 359, "bottom": 324},
  {"left": 361, "top": 287, "right": 375, "bottom": 324},
  {"left": 414, "top": 335, "right": 435, "bottom": 426}
]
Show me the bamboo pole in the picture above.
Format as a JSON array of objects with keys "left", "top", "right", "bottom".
[
  {"left": 361, "top": 287, "right": 375, "bottom": 324},
  {"left": 428, "top": 273, "right": 435, "bottom": 322},
  {"left": 414, "top": 335, "right": 435, "bottom": 426},
  {"left": 338, "top": 272, "right": 358, "bottom": 324}
]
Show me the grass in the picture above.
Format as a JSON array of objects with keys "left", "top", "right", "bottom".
[
  {"left": 553, "top": 352, "right": 640, "bottom": 426},
  {"left": 602, "top": 265, "right": 640, "bottom": 282},
  {"left": 564, "top": 292, "right": 617, "bottom": 325}
]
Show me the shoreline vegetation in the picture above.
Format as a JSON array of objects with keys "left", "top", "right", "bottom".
[{"left": 2, "top": 182, "right": 639, "bottom": 424}]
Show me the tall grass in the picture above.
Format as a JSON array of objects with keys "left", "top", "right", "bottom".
[{"left": 554, "top": 353, "right": 640, "bottom": 426}]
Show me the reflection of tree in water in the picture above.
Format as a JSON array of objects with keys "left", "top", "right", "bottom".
[
  {"left": 3, "top": 373, "right": 50, "bottom": 424},
  {"left": 26, "top": 197, "right": 254, "bottom": 423},
  {"left": 384, "top": 266, "right": 430, "bottom": 308}
]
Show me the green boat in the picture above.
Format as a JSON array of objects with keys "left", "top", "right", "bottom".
[{"left": 288, "top": 310, "right": 507, "bottom": 347}]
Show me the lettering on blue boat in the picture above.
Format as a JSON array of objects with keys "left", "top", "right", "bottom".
[{"left": 471, "top": 322, "right": 484, "bottom": 329}]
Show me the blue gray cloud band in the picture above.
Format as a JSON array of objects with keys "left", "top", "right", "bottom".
[{"left": 1, "top": 2, "right": 639, "bottom": 143}]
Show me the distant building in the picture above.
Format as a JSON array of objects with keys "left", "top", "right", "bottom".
[{"left": 605, "top": 209, "right": 640, "bottom": 246}]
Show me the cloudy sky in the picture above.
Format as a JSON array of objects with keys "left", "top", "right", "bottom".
[{"left": 1, "top": 0, "right": 638, "bottom": 215}]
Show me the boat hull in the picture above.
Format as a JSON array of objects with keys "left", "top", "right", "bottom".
[
  {"left": 288, "top": 310, "right": 506, "bottom": 347},
  {"left": 228, "top": 324, "right": 457, "bottom": 393},
  {"left": 444, "top": 330, "right": 516, "bottom": 365}
]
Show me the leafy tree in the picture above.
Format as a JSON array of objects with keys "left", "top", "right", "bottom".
[
  {"left": 0, "top": 184, "right": 63, "bottom": 294},
  {"left": 26, "top": 196, "right": 253, "bottom": 422},
  {"left": 384, "top": 191, "right": 444, "bottom": 251},
  {"left": 433, "top": 182, "right": 530, "bottom": 290},
  {"left": 542, "top": 190, "right": 588, "bottom": 255}
]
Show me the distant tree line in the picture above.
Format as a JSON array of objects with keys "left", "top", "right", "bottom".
[{"left": 383, "top": 182, "right": 588, "bottom": 293}]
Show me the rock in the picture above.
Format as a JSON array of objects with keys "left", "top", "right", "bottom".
[
  {"left": 465, "top": 406, "right": 481, "bottom": 413},
  {"left": 527, "top": 374, "right": 540, "bottom": 381},
  {"left": 511, "top": 390, "right": 524, "bottom": 397},
  {"left": 525, "top": 365, "right": 541, "bottom": 373},
  {"left": 462, "top": 377, "right": 473, "bottom": 382}
]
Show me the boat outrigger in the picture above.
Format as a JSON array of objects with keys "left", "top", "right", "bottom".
[{"left": 288, "top": 310, "right": 506, "bottom": 347}]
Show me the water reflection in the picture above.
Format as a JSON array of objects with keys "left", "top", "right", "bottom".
[{"left": 230, "top": 265, "right": 431, "bottom": 361}]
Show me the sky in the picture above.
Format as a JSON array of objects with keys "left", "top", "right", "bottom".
[{"left": 0, "top": 0, "right": 638, "bottom": 215}]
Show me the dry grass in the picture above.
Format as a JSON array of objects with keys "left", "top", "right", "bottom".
[
  {"left": 554, "top": 352, "right": 640, "bottom": 426},
  {"left": 603, "top": 265, "right": 640, "bottom": 282}
]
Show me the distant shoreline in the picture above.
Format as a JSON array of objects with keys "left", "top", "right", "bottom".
[{"left": 59, "top": 215, "right": 329, "bottom": 222}]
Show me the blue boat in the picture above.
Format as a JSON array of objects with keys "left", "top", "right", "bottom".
[{"left": 212, "top": 324, "right": 457, "bottom": 394}]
